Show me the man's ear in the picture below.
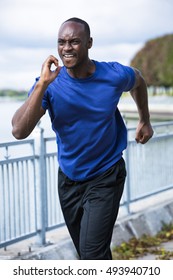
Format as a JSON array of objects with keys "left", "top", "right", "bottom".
[{"left": 88, "top": 37, "right": 93, "bottom": 49}]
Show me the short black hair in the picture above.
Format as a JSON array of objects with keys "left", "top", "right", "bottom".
[{"left": 63, "top": 17, "right": 91, "bottom": 38}]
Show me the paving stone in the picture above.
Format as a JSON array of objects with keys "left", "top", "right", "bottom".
[
  {"left": 128, "top": 214, "right": 152, "bottom": 238},
  {"left": 166, "top": 203, "right": 173, "bottom": 217},
  {"left": 144, "top": 206, "right": 172, "bottom": 236},
  {"left": 112, "top": 223, "right": 133, "bottom": 246}
]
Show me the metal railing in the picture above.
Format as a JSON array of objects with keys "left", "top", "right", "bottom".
[
  {"left": 0, "top": 121, "right": 173, "bottom": 248},
  {"left": 0, "top": 139, "right": 37, "bottom": 247},
  {"left": 124, "top": 121, "right": 173, "bottom": 214}
]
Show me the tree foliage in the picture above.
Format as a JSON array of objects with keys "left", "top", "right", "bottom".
[
  {"left": 0, "top": 89, "right": 27, "bottom": 100},
  {"left": 130, "top": 34, "right": 173, "bottom": 88}
]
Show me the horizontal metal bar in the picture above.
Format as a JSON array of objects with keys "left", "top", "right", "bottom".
[
  {"left": 44, "top": 137, "right": 56, "bottom": 142},
  {"left": 45, "top": 153, "right": 57, "bottom": 158},
  {"left": 0, "top": 232, "right": 37, "bottom": 249},
  {"left": 128, "top": 184, "right": 173, "bottom": 204},
  {"left": 128, "top": 132, "right": 173, "bottom": 144},
  {"left": 127, "top": 121, "right": 173, "bottom": 132},
  {"left": 46, "top": 222, "right": 65, "bottom": 232},
  {"left": 0, "top": 156, "right": 35, "bottom": 165},
  {"left": 0, "top": 139, "right": 34, "bottom": 148}
]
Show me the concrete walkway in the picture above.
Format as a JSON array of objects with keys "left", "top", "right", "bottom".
[{"left": 118, "top": 95, "right": 173, "bottom": 121}]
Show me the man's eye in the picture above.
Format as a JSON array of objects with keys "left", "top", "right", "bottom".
[
  {"left": 72, "top": 40, "right": 80, "bottom": 45},
  {"left": 58, "top": 41, "right": 64, "bottom": 46},
  {"left": 58, "top": 40, "right": 80, "bottom": 46}
]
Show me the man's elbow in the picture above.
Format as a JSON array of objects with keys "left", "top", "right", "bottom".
[{"left": 12, "top": 126, "right": 29, "bottom": 140}]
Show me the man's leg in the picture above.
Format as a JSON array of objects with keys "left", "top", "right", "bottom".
[
  {"left": 58, "top": 158, "right": 126, "bottom": 260},
  {"left": 58, "top": 168, "right": 84, "bottom": 257},
  {"left": 79, "top": 158, "right": 126, "bottom": 260}
]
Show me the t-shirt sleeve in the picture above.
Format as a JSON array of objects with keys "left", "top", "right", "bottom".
[
  {"left": 110, "top": 62, "right": 136, "bottom": 92},
  {"left": 28, "top": 77, "right": 49, "bottom": 111}
]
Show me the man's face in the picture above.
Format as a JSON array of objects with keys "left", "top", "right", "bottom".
[{"left": 58, "top": 21, "right": 92, "bottom": 69}]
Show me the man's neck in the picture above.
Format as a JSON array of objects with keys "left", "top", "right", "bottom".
[{"left": 67, "top": 59, "right": 95, "bottom": 79}]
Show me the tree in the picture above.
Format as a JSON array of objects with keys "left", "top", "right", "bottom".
[{"left": 130, "top": 34, "right": 173, "bottom": 93}]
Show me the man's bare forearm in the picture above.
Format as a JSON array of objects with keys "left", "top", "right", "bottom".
[
  {"left": 12, "top": 80, "right": 47, "bottom": 139},
  {"left": 130, "top": 69, "right": 153, "bottom": 144},
  {"left": 130, "top": 70, "right": 150, "bottom": 124}
]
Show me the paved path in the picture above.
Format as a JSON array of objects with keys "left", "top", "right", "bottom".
[{"left": 119, "top": 95, "right": 173, "bottom": 121}]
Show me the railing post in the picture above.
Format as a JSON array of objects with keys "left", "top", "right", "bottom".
[
  {"left": 125, "top": 132, "right": 131, "bottom": 215},
  {"left": 33, "top": 124, "right": 47, "bottom": 246}
]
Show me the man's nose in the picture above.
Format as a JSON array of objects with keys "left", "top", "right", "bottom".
[{"left": 64, "top": 41, "right": 72, "bottom": 51}]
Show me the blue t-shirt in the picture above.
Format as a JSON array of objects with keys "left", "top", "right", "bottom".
[{"left": 29, "top": 60, "right": 135, "bottom": 181}]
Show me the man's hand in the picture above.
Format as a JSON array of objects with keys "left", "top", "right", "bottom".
[
  {"left": 12, "top": 55, "right": 61, "bottom": 139},
  {"left": 135, "top": 121, "right": 154, "bottom": 144},
  {"left": 39, "top": 55, "right": 61, "bottom": 86}
]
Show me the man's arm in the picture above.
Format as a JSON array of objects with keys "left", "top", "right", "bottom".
[
  {"left": 12, "top": 55, "right": 61, "bottom": 139},
  {"left": 130, "top": 68, "right": 154, "bottom": 144}
]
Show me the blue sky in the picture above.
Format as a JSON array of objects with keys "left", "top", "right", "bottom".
[{"left": 0, "top": 0, "right": 172, "bottom": 90}]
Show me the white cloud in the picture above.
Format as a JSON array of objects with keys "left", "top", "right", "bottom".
[
  {"left": 90, "top": 42, "right": 144, "bottom": 64},
  {"left": 0, "top": 0, "right": 172, "bottom": 89},
  {"left": 0, "top": 47, "right": 58, "bottom": 89}
]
